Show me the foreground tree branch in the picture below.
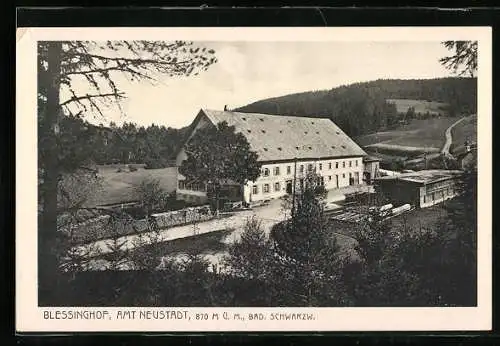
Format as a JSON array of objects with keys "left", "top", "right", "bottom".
[{"left": 38, "top": 39, "right": 218, "bottom": 295}]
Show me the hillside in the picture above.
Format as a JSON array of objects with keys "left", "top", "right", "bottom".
[
  {"left": 235, "top": 77, "right": 477, "bottom": 138},
  {"left": 386, "top": 99, "right": 449, "bottom": 116}
]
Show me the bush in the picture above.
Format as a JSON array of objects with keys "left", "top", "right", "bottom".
[
  {"left": 389, "top": 158, "right": 405, "bottom": 171},
  {"left": 144, "top": 158, "right": 168, "bottom": 170}
]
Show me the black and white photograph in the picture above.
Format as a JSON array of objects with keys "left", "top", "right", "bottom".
[{"left": 16, "top": 26, "right": 491, "bottom": 332}]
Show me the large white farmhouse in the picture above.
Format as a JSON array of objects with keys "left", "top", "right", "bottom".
[{"left": 175, "top": 109, "right": 378, "bottom": 205}]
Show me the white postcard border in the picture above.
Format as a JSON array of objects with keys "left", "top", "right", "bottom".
[{"left": 16, "top": 26, "right": 492, "bottom": 332}]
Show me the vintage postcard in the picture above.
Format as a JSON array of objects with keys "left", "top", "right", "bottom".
[{"left": 16, "top": 26, "right": 492, "bottom": 332}]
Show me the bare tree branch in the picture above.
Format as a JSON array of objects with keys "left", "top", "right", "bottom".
[{"left": 59, "top": 92, "right": 126, "bottom": 107}]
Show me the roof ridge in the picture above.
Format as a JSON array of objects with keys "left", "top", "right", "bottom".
[{"left": 201, "top": 108, "right": 333, "bottom": 121}]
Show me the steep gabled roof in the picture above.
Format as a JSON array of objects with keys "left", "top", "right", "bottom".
[{"left": 199, "top": 109, "right": 366, "bottom": 162}]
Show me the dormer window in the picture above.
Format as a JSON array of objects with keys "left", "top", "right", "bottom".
[
  {"left": 247, "top": 130, "right": 251, "bottom": 133},
  {"left": 260, "top": 118, "right": 264, "bottom": 122},
  {"left": 262, "top": 130, "right": 266, "bottom": 133},
  {"left": 263, "top": 148, "right": 268, "bottom": 151},
  {"left": 242, "top": 117, "right": 246, "bottom": 121}
]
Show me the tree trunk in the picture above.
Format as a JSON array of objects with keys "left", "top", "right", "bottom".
[
  {"left": 215, "top": 185, "right": 220, "bottom": 217},
  {"left": 39, "top": 41, "right": 62, "bottom": 301},
  {"left": 240, "top": 183, "right": 246, "bottom": 206}
]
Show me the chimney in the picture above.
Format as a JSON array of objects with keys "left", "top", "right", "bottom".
[{"left": 224, "top": 105, "right": 228, "bottom": 111}]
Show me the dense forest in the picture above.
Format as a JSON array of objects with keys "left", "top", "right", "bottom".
[
  {"left": 236, "top": 77, "right": 477, "bottom": 137},
  {"left": 56, "top": 78, "right": 476, "bottom": 168},
  {"left": 52, "top": 115, "right": 189, "bottom": 169}
]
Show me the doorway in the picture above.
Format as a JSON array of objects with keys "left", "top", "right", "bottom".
[{"left": 286, "top": 180, "right": 293, "bottom": 194}]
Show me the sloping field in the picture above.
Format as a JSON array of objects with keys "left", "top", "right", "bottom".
[
  {"left": 85, "top": 166, "right": 178, "bottom": 207},
  {"left": 386, "top": 98, "right": 449, "bottom": 115},
  {"left": 356, "top": 118, "right": 458, "bottom": 157},
  {"left": 365, "top": 143, "right": 440, "bottom": 156},
  {"left": 450, "top": 115, "right": 477, "bottom": 154}
]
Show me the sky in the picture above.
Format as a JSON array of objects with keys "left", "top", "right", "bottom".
[{"left": 74, "top": 41, "right": 455, "bottom": 129}]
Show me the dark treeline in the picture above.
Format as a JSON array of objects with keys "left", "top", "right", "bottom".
[
  {"left": 236, "top": 77, "right": 477, "bottom": 137},
  {"left": 54, "top": 115, "right": 189, "bottom": 169}
]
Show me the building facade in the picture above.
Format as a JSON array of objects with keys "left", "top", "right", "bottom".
[
  {"left": 243, "top": 157, "right": 364, "bottom": 203},
  {"left": 374, "top": 170, "right": 463, "bottom": 209},
  {"left": 176, "top": 109, "right": 369, "bottom": 205}
]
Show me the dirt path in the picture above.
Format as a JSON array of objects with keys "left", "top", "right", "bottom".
[
  {"left": 404, "top": 116, "right": 470, "bottom": 166},
  {"left": 76, "top": 185, "right": 374, "bottom": 269},
  {"left": 75, "top": 199, "right": 288, "bottom": 258},
  {"left": 441, "top": 116, "right": 471, "bottom": 156}
]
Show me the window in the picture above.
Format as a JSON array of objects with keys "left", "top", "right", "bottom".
[
  {"left": 355, "top": 160, "right": 358, "bottom": 167},
  {"left": 319, "top": 163, "right": 323, "bottom": 170},
  {"left": 287, "top": 166, "right": 291, "bottom": 174},
  {"left": 328, "top": 162, "right": 332, "bottom": 169},
  {"left": 300, "top": 165, "right": 304, "bottom": 173},
  {"left": 252, "top": 185, "right": 258, "bottom": 194},
  {"left": 342, "top": 173, "right": 345, "bottom": 178},
  {"left": 328, "top": 175, "right": 332, "bottom": 181},
  {"left": 308, "top": 164, "right": 313, "bottom": 171},
  {"left": 263, "top": 184, "right": 270, "bottom": 193},
  {"left": 274, "top": 182, "right": 280, "bottom": 192},
  {"left": 274, "top": 167, "right": 280, "bottom": 176},
  {"left": 179, "top": 181, "right": 185, "bottom": 189},
  {"left": 424, "top": 195, "right": 426, "bottom": 203},
  {"left": 349, "top": 161, "right": 352, "bottom": 167},
  {"left": 335, "top": 162, "right": 339, "bottom": 169},
  {"left": 263, "top": 168, "right": 270, "bottom": 177},
  {"left": 343, "top": 161, "right": 346, "bottom": 168}
]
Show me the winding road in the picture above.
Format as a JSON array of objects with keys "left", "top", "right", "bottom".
[
  {"left": 404, "top": 114, "right": 474, "bottom": 166},
  {"left": 441, "top": 115, "right": 473, "bottom": 157}
]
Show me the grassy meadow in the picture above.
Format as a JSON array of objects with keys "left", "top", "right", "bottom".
[
  {"left": 386, "top": 98, "right": 449, "bottom": 116},
  {"left": 356, "top": 117, "right": 458, "bottom": 159},
  {"left": 84, "top": 164, "right": 178, "bottom": 207}
]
